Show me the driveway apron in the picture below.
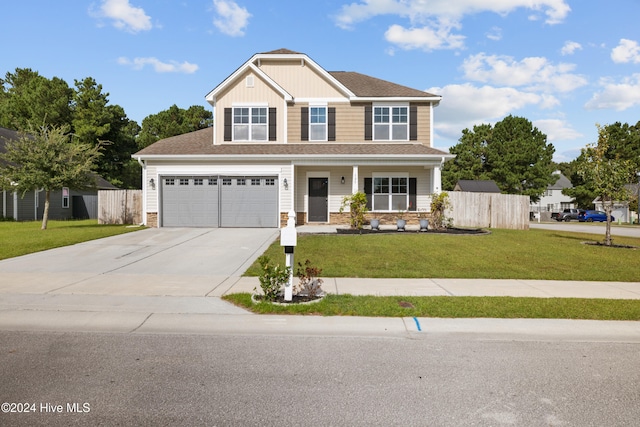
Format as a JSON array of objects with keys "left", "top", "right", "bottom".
[{"left": 0, "top": 227, "right": 279, "bottom": 298}]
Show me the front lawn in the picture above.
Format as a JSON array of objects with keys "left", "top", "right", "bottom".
[
  {"left": 0, "top": 220, "right": 142, "bottom": 260},
  {"left": 223, "top": 293, "right": 640, "bottom": 320},
  {"left": 244, "top": 228, "right": 640, "bottom": 282}
]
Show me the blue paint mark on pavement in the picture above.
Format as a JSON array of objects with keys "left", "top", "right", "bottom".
[{"left": 413, "top": 317, "right": 422, "bottom": 332}]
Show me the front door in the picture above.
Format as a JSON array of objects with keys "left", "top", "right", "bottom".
[{"left": 308, "top": 177, "right": 328, "bottom": 222}]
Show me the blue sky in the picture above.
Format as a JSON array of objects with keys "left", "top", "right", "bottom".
[{"left": 3, "top": 0, "right": 640, "bottom": 162}]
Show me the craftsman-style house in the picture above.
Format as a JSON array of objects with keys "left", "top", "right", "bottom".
[{"left": 133, "top": 49, "right": 453, "bottom": 227}]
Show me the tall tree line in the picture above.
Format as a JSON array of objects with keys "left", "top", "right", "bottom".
[{"left": 0, "top": 68, "right": 212, "bottom": 189}]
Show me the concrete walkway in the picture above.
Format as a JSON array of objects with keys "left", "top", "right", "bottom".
[{"left": 0, "top": 225, "right": 639, "bottom": 338}]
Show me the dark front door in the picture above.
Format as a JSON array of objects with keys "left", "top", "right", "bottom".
[{"left": 308, "top": 177, "right": 328, "bottom": 222}]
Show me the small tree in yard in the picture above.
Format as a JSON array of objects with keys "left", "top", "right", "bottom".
[
  {"left": 0, "top": 124, "right": 102, "bottom": 230},
  {"left": 339, "top": 191, "right": 368, "bottom": 230},
  {"left": 577, "top": 124, "right": 635, "bottom": 246}
]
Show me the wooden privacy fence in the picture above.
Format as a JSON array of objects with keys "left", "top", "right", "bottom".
[
  {"left": 98, "top": 190, "right": 142, "bottom": 225},
  {"left": 447, "top": 192, "right": 530, "bottom": 230}
]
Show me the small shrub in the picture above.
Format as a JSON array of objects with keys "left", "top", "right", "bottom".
[
  {"left": 430, "top": 192, "right": 453, "bottom": 230},
  {"left": 339, "top": 191, "right": 369, "bottom": 230},
  {"left": 255, "top": 255, "right": 291, "bottom": 301},
  {"left": 295, "top": 259, "right": 324, "bottom": 297}
]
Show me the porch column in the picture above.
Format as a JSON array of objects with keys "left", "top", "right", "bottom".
[
  {"left": 13, "top": 191, "right": 18, "bottom": 220},
  {"left": 431, "top": 158, "right": 444, "bottom": 193},
  {"left": 351, "top": 165, "right": 359, "bottom": 193}
]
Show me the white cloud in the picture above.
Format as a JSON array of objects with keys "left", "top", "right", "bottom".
[
  {"left": 427, "top": 83, "right": 554, "bottom": 140},
  {"left": 611, "top": 39, "right": 640, "bottom": 64},
  {"left": 335, "top": 0, "right": 570, "bottom": 50},
  {"left": 585, "top": 74, "right": 640, "bottom": 111},
  {"left": 486, "top": 26, "right": 502, "bottom": 41},
  {"left": 385, "top": 23, "right": 465, "bottom": 51},
  {"left": 461, "top": 53, "right": 587, "bottom": 93},
  {"left": 92, "top": 0, "right": 152, "bottom": 33},
  {"left": 533, "top": 119, "right": 583, "bottom": 142},
  {"left": 117, "top": 57, "right": 199, "bottom": 74},
  {"left": 213, "top": 0, "right": 251, "bottom": 37},
  {"left": 561, "top": 41, "right": 582, "bottom": 56}
]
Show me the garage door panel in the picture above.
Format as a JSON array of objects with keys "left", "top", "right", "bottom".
[
  {"left": 161, "top": 175, "right": 277, "bottom": 228},
  {"left": 220, "top": 177, "right": 278, "bottom": 228},
  {"left": 162, "top": 176, "right": 219, "bottom": 227}
]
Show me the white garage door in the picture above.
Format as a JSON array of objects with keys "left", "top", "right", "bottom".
[{"left": 161, "top": 176, "right": 278, "bottom": 228}]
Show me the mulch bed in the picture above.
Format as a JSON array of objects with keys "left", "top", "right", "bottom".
[
  {"left": 336, "top": 227, "right": 488, "bottom": 235},
  {"left": 581, "top": 241, "right": 637, "bottom": 249},
  {"left": 252, "top": 294, "right": 324, "bottom": 304}
]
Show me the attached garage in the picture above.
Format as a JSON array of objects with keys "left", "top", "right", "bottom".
[{"left": 161, "top": 176, "right": 278, "bottom": 228}]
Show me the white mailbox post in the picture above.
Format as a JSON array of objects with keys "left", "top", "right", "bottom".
[{"left": 280, "top": 211, "right": 297, "bottom": 301}]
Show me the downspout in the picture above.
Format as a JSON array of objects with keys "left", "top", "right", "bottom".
[{"left": 137, "top": 158, "right": 147, "bottom": 226}]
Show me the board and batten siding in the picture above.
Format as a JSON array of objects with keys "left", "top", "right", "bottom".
[{"left": 258, "top": 60, "right": 346, "bottom": 99}]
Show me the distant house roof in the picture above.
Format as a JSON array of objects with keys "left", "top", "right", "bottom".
[
  {"left": 549, "top": 172, "right": 572, "bottom": 190},
  {"left": 454, "top": 180, "right": 501, "bottom": 193}
]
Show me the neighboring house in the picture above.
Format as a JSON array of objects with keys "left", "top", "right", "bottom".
[
  {"left": 0, "top": 126, "right": 118, "bottom": 221},
  {"left": 593, "top": 183, "right": 640, "bottom": 223},
  {"left": 530, "top": 171, "right": 575, "bottom": 216},
  {"left": 133, "top": 49, "right": 453, "bottom": 228},
  {"left": 453, "top": 180, "right": 501, "bottom": 193}
]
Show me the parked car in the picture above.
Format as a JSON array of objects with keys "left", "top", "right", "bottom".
[
  {"left": 555, "top": 208, "right": 584, "bottom": 222},
  {"left": 578, "top": 210, "right": 613, "bottom": 222}
]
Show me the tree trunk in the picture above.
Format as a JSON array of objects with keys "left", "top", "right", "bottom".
[
  {"left": 604, "top": 199, "right": 612, "bottom": 246},
  {"left": 41, "top": 190, "right": 50, "bottom": 230}
]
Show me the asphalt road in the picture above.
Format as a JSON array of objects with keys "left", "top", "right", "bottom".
[
  {"left": 530, "top": 221, "right": 640, "bottom": 238},
  {"left": 1, "top": 331, "right": 639, "bottom": 426}
]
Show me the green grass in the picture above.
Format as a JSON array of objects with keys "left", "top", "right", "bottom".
[
  {"left": 0, "top": 220, "right": 143, "bottom": 260},
  {"left": 223, "top": 293, "right": 640, "bottom": 321},
  {"left": 244, "top": 228, "right": 640, "bottom": 282}
]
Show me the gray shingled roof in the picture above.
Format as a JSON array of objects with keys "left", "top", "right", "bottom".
[
  {"left": 549, "top": 173, "right": 573, "bottom": 189},
  {"left": 134, "top": 127, "right": 449, "bottom": 157},
  {"left": 455, "top": 180, "right": 501, "bottom": 193},
  {"left": 329, "top": 71, "right": 438, "bottom": 98}
]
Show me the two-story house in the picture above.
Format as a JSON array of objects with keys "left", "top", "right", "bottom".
[{"left": 132, "top": 49, "right": 453, "bottom": 228}]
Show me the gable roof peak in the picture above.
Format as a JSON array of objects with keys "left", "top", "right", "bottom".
[{"left": 261, "top": 48, "right": 303, "bottom": 55}]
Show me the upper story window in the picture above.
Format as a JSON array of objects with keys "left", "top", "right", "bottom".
[
  {"left": 374, "top": 106, "right": 408, "bottom": 140},
  {"left": 233, "top": 107, "right": 267, "bottom": 141},
  {"left": 309, "top": 106, "right": 327, "bottom": 141}
]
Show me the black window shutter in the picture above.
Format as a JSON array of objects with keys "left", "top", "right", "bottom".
[
  {"left": 409, "top": 105, "right": 418, "bottom": 141},
  {"left": 364, "top": 105, "right": 372, "bottom": 141},
  {"left": 269, "top": 107, "right": 276, "bottom": 141},
  {"left": 301, "top": 107, "right": 309, "bottom": 141},
  {"left": 224, "top": 108, "right": 232, "bottom": 141},
  {"left": 328, "top": 107, "right": 336, "bottom": 141},
  {"left": 409, "top": 178, "right": 417, "bottom": 211},
  {"left": 364, "top": 178, "right": 372, "bottom": 210}
]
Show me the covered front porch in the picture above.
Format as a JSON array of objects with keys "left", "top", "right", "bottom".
[{"left": 284, "top": 159, "right": 446, "bottom": 226}]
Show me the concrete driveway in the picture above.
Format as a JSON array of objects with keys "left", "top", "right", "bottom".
[{"left": 0, "top": 227, "right": 278, "bottom": 298}]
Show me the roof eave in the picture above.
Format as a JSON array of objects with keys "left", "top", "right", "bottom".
[
  {"left": 133, "top": 152, "right": 454, "bottom": 162},
  {"left": 353, "top": 96, "right": 441, "bottom": 104}
]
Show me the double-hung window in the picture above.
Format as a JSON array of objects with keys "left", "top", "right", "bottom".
[
  {"left": 372, "top": 176, "right": 408, "bottom": 211},
  {"left": 309, "top": 106, "right": 327, "bottom": 141},
  {"left": 233, "top": 107, "right": 267, "bottom": 141},
  {"left": 373, "top": 106, "right": 408, "bottom": 140}
]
